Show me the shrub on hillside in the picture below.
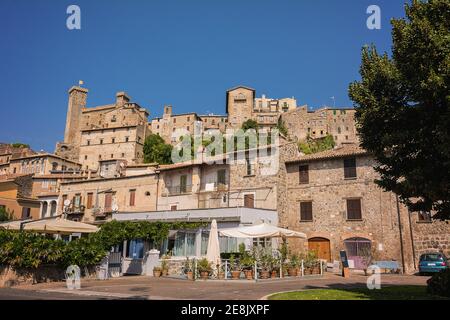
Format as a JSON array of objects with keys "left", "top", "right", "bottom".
[{"left": 427, "top": 269, "right": 450, "bottom": 297}]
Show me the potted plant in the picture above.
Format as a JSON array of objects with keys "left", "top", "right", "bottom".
[
  {"left": 258, "top": 251, "right": 271, "bottom": 279},
  {"left": 153, "top": 266, "right": 162, "bottom": 277},
  {"left": 270, "top": 257, "right": 279, "bottom": 278},
  {"left": 161, "top": 255, "right": 169, "bottom": 276},
  {"left": 217, "top": 263, "right": 225, "bottom": 280},
  {"left": 288, "top": 254, "right": 299, "bottom": 277},
  {"left": 305, "top": 250, "right": 317, "bottom": 274},
  {"left": 184, "top": 257, "right": 194, "bottom": 280},
  {"left": 240, "top": 254, "right": 255, "bottom": 280},
  {"left": 229, "top": 254, "right": 241, "bottom": 280},
  {"left": 197, "top": 258, "right": 212, "bottom": 280}
]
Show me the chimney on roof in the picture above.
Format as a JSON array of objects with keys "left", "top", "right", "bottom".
[
  {"left": 116, "top": 92, "right": 130, "bottom": 107},
  {"left": 164, "top": 105, "right": 172, "bottom": 116}
]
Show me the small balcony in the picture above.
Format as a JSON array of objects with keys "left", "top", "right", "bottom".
[
  {"left": 200, "top": 182, "right": 228, "bottom": 192},
  {"left": 65, "top": 205, "right": 85, "bottom": 215},
  {"left": 162, "top": 184, "right": 193, "bottom": 196}
]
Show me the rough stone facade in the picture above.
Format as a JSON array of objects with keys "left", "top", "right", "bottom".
[
  {"left": 279, "top": 145, "right": 450, "bottom": 274},
  {"left": 281, "top": 106, "right": 359, "bottom": 145},
  {"left": 55, "top": 87, "right": 150, "bottom": 171}
]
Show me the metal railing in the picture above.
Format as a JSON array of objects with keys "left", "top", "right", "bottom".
[{"left": 163, "top": 184, "right": 193, "bottom": 196}]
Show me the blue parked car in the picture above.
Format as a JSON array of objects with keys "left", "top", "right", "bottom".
[{"left": 419, "top": 252, "right": 449, "bottom": 275}]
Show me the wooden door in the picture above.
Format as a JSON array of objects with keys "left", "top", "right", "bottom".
[
  {"left": 244, "top": 194, "right": 254, "bottom": 208},
  {"left": 308, "top": 237, "right": 331, "bottom": 261}
]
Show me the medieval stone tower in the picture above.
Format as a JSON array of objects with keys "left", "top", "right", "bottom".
[
  {"left": 226, "top": 86, "right": 255, "bottom": 129},
  {"left": 64, "top": 86, "right": 88, "bottom": 146}
]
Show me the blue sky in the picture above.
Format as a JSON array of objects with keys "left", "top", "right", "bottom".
[{"left": 0, "top": 0, "right": 407, "bottom": 152}]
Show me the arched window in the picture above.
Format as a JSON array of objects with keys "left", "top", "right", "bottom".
[
  {"left": 50, "top": 201, "right": 57, "bottom": 217},
  {"left": 41, "top": 202, "right": 48, "bottom": 218},
  {"left": 52, "top": 162, "right": 58, "bottom": 171}
]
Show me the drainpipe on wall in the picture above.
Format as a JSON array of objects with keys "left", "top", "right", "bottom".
[
  {"left": 407, "top": 209, "right": 417, "bottom": 270},
  {"left": 395, "top": 194, "right": 406, "bottom": 274}
]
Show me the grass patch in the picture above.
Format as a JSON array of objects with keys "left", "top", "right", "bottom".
[{"left": 268, "top": 286, "right": 450, "bottom": 300}]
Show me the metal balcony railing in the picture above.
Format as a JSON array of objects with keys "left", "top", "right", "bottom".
[
  {"left": 65, "top": 205, "right": 85, "bottom": 215},
  {"left": 163, "top": 184, "right": 193, "bottom": 196},
  {"left": 199, "top": 182, "right": 228, "bottom": 192}
]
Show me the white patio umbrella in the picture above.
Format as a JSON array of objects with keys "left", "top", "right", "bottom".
[
  {"left": 0, "top": 219, "right": 31, "bottom": 230},
  {"left": 0, "top": 217, "right": 98, "bottom": 234},
  {"left": 219, "top": 222, "right": 307, "bottom": 239},
  {"left": 206, "top": 219, "right": 221, "bottom": 267}
]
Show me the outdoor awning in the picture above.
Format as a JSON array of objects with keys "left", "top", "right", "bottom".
[
  {"left": 219, "top": 222, "right": 307, "bottom": 239},
  {"left": 0, "top": 218, "right": 98, "bottom": 234}
]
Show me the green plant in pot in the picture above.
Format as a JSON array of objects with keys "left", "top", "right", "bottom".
[
  {"left": 153, "top": 266, "right": 162, "bottom": 277},
  {"left": 197, "top": 258, "right": 212, "bottom": 280},
  {"left": 288, "top": 254, "right": 299, "bottom": 277},
  {"left": 229, "top": 254, "right": 241, "bottom": 280},
  {"left": 184, "top": 257, "right": 194, "bottom": 280},
  {"left": 240, "top": 253, "right": 255, "bottom": 280},
  {"left": 270, "top": 257, "right": 279, "bottom": 278},
  {"left": 161, "top": 255, "right": 169, "bottom": 276},
  {"left": 217, "top": 263, "right": 225, "bottom": 280},
  {"left": 305, "top": 250, "right": 317, "bottom": 274},
  {"left": 259, "top": 251, "right": 272, "bottom": 279}
]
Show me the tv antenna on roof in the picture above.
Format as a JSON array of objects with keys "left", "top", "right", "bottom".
[{"left": 330, "top": 96, "right": 336, "bottom": 108}]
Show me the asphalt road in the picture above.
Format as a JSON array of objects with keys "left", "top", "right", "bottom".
[{"left": 0, "top": 287, "right": 114, "bottom": 300}]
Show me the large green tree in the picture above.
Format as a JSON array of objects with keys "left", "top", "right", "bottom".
[
  {"left": 349, "top": 0, "right": 450, "bottom": 219},
  {"left": 143, "top": 134, "right": 173, "bottom": 164}
]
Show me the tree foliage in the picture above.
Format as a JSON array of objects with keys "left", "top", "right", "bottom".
[
  {"left": 298, "top": 135, "right": 335, "bottom": 155},
  {"left": 0, "top": 207, "right": 13, "bottom": 222},
  {"left": 143, "top": 134, "right": 173, "bottom": 164},
  {"left": 348, "top": 0, "right": 450, "bottom": 219},
  {"left": 241, "top": 119, "right": 258, "bottom": 132},
  {"left": 11, "top": 142, "right": 30, "bottom": 149},
  {"left": 0, "top": 220, "right": 206, "bottom": 269}
]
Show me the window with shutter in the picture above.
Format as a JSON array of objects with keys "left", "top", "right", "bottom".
[
  {"left": 104, "top": 193, "right": 112, "bottom": 211},
  {"left": 129, "top": 189, "right": 136, "bottom": 206},
  {"left": 300, "top": 201, "right": 313, "bottom": 221},
  {"left": 87, "top": 193, "right": 93, "bottom": 209},
  {"left": 299, "top": 165, "right": 309, "bottom": 184},
  {"left": 346, "top": 199, "right": 362, "bottom": 220},
  {"left": 344, "top": 158, "right": 357, "bottom": 179}
]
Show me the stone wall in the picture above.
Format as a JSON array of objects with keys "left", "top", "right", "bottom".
[{"left": 282, "top": 154, "right": 416, "bottom": 274}]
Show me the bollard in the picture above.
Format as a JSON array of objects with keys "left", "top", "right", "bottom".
[
  {"left": 280, "top": 259, "right": 283, "bottom": 279},
  {"left": 320, "top": 260, "right": 323, "bottom": 275},
  {"left": 224, "top": 260, "right": 228, "bottom": 280},
  {"left": 301, "top": 259, "right": 304, "bottom": 277},
  {"left": 194, "top": 259, "right": 197, "bottom": 281}
]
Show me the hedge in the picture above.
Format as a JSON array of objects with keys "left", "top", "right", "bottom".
[{"left": 0, "top": 220, "right": 205, "bottom": 269}]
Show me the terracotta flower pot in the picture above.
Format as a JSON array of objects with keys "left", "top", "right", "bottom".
[
  {"left": 200, "top": 271, "right": 209, "bottom": 280},
  {"left": 288, "top": 268, "right": 298, "bottom": 277},
  {"left": 260, "top": 270, "right": 270, "bottom": 279},
  {"left": 187, "top": 271, "right": 194, "bottom": 280},
  {"left": 244, "top": 270, "right": 253, "bottom": 280},
  {"left": 231, "top": 270, "right": 241, "bottom": 280},
  {"left": 218, "top": 272, "right": 225, "bottom": 280},
  {"left": 271, "top": 270, "right": 278, "bottom": 278},
  {"left": 153, "top": 270, "right": 161, "bottom": 277}
]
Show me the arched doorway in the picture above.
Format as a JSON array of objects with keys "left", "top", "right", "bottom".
[
  {"left": 50, "top": 201, "right": 57, "bottom": 217},
  {"left": 41, "top": 202, "right": 48, "bottom": 218},
  {"left": 344, "top": 237, "right": 372, "bottom": 269},
  {"left": 308, "top": 237, "right": 331, "bottom": 261}
]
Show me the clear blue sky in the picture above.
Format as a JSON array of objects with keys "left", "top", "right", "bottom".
[{"left": 0, "top": 0, "right": 407, "bottom": 152}]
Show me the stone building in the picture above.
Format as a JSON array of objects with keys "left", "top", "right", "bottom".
[
  {"left": 55, "top": 86, "right": 150, "bottom": 171},
  {"left": 150, "top": 106, "right": 201, "bottom": 144},
  {"left": 150, "top": 105, "right": 227, "bottom": 144},
  {"left": 58, "top": 171, "right": 159, "bottom": 223},
  {"left": 0, "top": 174, "right": 40, "bottom": 220},
  {"left": 7, "top": 153, "right": 81, "bottom": 176},
  {"left": 280, "top": 106, "right": 358, "bottom": 145},
  {"left": 281, "top": 144, "right": 450, "bottom": 274},
  {"left": 0, "top": 143, "right": 36, "bottom": 176}
]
